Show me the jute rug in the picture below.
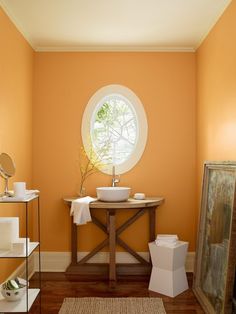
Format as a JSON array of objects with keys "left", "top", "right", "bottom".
[{"left": 59, "top": 297, "right": 166, "bottom": 314}]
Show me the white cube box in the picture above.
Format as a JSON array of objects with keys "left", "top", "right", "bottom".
[
  {"left": 148, "top": 241, "right": 189, "bottom": 297},
  {"left": 12, "top": 238, "right": 30, "bottom": 255},
  {"left": 0, "top": 217, "right": 19, "bottom": 250}
]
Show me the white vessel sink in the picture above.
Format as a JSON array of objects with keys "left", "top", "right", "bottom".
[{"left": 96, "top": 187, "right": 131, "bottom": 202}]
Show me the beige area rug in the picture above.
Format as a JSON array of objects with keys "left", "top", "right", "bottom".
[{"left": 59, "top": 297, "right": 166, "bottom": 314}]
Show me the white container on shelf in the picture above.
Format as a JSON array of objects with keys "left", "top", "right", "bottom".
[
  {"left": 1, "top": 278, "right": 27, "bottom": 302},
  {"left": 11, "top": 238, "right": 30, "bottom": 255},
  {"left": 13, "top": 182, "right": 26, "bottom": 198},
  {"left": 0, "top": 218, "right": 19, "bottom": 250}
]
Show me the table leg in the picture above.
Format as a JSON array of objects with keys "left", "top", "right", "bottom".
[
  {"left": 149, "top": 206, "right": 156, "bottom": 242},
  {"left": 109, "top": 209, "right": 116, "bottom": 283},
  {"left": 71, "top": 216, "right": 78, "bottom": 265},
  {"left": 149, "top": 207, "right": 156, "bottom": 263}
]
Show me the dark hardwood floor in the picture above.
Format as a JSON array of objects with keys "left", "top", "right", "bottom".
[{"left": 29, "top": 272, "right": 204, "bottom": 313}]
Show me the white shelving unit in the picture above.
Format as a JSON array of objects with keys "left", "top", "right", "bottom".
[{"left": 0, "top": 194, "right": 41, "bottom": 313}]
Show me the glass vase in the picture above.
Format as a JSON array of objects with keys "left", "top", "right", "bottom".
[{"left": 78, "top": 186, "right": 86, "bottom": 197}]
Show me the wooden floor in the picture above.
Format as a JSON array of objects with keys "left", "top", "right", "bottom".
[{"left": 29, "top": 272, "right": 204, "bottom": 313}]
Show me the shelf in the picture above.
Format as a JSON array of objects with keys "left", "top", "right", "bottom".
[
  {"left": 0, "top": 242, "right": 39, "bottom": 258},
  {"left": 0, "top": 193, "right": 41, "bottom": 312},
  {"left": 0, "top": 194, "right": 38, "bottom": 203},
  {"left": 0, "top": 288, "right": 40, "bottom": 313}
]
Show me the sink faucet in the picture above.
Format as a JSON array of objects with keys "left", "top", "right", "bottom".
[{"left": 112, "top": 166, "right": 120, "bottom": 187}]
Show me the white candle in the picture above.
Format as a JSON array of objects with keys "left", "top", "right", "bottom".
[
  {"left": 13, "top": 182, "right": 26, "bottom": 198},
  {"left": 0, "top": 217, "right": 19, "bottom": 250}
]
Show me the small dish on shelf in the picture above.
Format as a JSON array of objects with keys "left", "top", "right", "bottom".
[{"left": 1, "top": 278, "right": 27, "bottom": 302}]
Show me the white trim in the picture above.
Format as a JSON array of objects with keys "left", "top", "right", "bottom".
[
  {"left": 0, "top": 255, "right": 35, "bottom": 286},
  {"left": 10, "top": 255, "right": 35, "bottom": 280},
  {"left": 0, "top": 0, "right": 195, "bottom": 53},
  {"left": 35, "top": 46, "right": 196, "bottom": 52},
  {"left": 0, "top": 0, "right": 230, "bottom": 53},
  {"left": 195, "top": 0, "right": 232, "bottom": 50},
  {"left": 82, "top": 84, "right": 148, "bottom": 175},
  {"left": 0, "top": 2, "right": 196, "bottom": 53},
  {"left": 0, "top": 0, "right": 34, "bottom": 50},
  {"left": 34, "top": 251, "right": 195, "bottom": 273},
  {"left": 1, "top": 251, "right": 195, "bottom": 286}
]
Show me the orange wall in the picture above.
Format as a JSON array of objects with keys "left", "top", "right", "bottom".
[
  {"left": 33, "top": 52, "right": 197, "bottom": 252},
  {"left": 0, "top": 8, "right": 34, "bottom": 281},
  {"left": 197, "top": 1, "right": 236, "bottom": 198},
  {"left": 1, "top": 0, "right": 234, "bottom": 278}
]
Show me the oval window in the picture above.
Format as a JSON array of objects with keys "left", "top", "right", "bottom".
[{"left": 82, "top": 85, "right": 148, "bottom": 175}]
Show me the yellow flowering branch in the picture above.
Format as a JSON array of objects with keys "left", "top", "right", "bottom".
[{"left": 78, "top": 139, "right": 108, "bottom": 196}]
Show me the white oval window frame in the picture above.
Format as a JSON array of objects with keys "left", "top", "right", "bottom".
[{"left": 81, "top": 84, "right": 148, "bottom": 175}]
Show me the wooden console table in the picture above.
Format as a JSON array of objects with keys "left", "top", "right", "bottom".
[{"left": 63, "top": 197, "right": 164, "bottom": 284}]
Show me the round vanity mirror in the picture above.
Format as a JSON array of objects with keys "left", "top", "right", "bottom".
[{"left": 0, "top": 153, "right": 15, "bottom": 196}]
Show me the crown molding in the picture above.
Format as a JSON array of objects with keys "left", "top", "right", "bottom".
[
  {"left": 196, "top": 0, "right": 232, "bottom": 50},
  {"left": 0, "top": 0, "right": 34, "bottom": 49},
  {"left": 35, "top": 45, "right": 195, "bottom": 52},
  {"left": 0, "top": 1, "right": 195, "bottom": 53},
  {"left": 1, "top": 0, "right": 232, "bottom": 53}
]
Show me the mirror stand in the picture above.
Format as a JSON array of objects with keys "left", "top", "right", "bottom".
[
  {"left": 0, "top": 152, "right": 16, "bottom": 197},
  {"left": 0, "top": 177, "right": 11, "bottom": 197},
  {"left": 4, "top": 177, "right": 10, "bottom": 196}
]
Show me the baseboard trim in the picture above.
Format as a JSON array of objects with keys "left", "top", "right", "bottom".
[
  {"left": 11, "top": 255, "right": 35, "bottom": 280},
  {"left": 2, "top": 251, "right": 195, "bottom": 286},
  {"left": 0, "top": 254, "right": 35, "bottom": 286},
  {"left": 35, "top": 251, "right": 195, "bottom": 273}
]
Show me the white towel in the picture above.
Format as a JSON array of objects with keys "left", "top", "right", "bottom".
[
  {"left": 70, "top": 196, "right": 96, "bottom": 225},
  {"left": 155, "top": 240, "right": 179, "bottom": 248},
  {"left": 155, "top": 234, "right": 179, "bottom": 247},
  {"left": 156, "top": 234, "right": 178, "bottom": 242}
]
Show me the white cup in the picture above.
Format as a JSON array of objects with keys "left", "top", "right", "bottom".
[{"left": 13, "top": 182, "right": 26, "bottom": 198}]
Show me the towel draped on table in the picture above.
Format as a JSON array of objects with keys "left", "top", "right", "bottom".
[{"left": 70, "top": 196, "right": 96, "bottom": 225}]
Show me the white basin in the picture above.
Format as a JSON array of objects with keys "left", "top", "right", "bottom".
[{"left": 96, "top": 187, "right": 131, "bottom": 202}]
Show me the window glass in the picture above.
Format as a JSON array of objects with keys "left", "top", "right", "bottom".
[{"left": 91, "top": 94, "right": 138, "bottom": 166}]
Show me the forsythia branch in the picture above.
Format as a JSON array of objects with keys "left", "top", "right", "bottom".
[{"left": 78, "top": 139, "right": 107, "bottom": 195}]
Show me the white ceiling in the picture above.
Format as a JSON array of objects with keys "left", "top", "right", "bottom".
[{"left": 0, "top": 0, "right": 232, "bottom": 52}]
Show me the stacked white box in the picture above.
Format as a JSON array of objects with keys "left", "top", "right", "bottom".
[
  {"left": 12, "top": 238, "right": 30, "bottom": 255},
  {"left": 0, "top": 217, "right": 19, "bottom": 250},
  {"left": 148, "top": 241, "right": 189, "bottom": 297}
]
